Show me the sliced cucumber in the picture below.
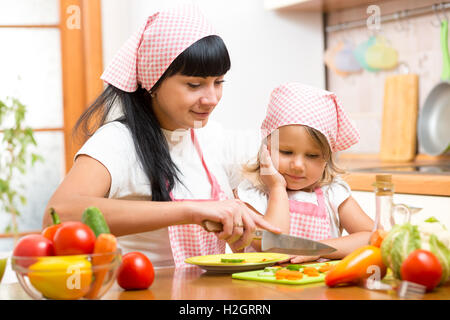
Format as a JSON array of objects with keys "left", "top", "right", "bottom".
[
  {"left": 221, "top": 258, "right": 245, "bottom": 263},
  {"left": 258, "top": 271, "right": 276, "bottom": 277},
  {"left": 263, "top": 266, "right": 281, "bottom": 273},
  {"left": 286, "top": 264, "right": 304, "bottom": 271}
]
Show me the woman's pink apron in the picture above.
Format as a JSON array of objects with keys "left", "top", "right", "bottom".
[{"left": 168, "top": 129, "right": 227, "bottom": 267}]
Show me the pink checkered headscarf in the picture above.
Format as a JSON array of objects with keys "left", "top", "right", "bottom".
[
  {"left": 101, "top": 5, "right": 217, "bottom": 92},
  {"left": 261, "top": 83, "right": 360, "bottom": 152}
]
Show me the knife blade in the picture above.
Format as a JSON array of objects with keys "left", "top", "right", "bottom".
[{"left": 203, "top": 221, "right": 337, "bottom": 256}]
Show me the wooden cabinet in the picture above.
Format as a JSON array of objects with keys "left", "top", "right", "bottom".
[{"left": 337, "top": 154, "right": 450, "bottom": 197}]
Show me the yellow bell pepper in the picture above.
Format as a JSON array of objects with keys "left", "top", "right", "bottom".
[{"left": 28, "top": 255, "right": 92, "bottom": 300}]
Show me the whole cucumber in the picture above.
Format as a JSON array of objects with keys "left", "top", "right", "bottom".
[{"left": 82, "top": 206, "right": 110, "bottom": 237}]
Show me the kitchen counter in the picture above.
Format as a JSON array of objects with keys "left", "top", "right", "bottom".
[
  {"left": 2, "top": 265, "right": 450, "bottom": 300},
  {"left": 337, "top": 154, "right": 450, "bottom": 196}
]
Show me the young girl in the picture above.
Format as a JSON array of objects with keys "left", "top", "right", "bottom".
[{"left": 236, "top": 82, "right": 374, "bottom": 263}]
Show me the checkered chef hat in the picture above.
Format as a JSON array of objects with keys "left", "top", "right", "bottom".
[
  {"left": 101, "top": 4, "right": 217, "bottom": 92},
  {"left": 261, "top": 83, "right": 360, "bottom": 152}
]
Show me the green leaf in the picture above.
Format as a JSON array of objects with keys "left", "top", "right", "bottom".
[
  {"left": 7, "top": 189, "right": 17, "bottom": 203},
  {"left": 31, "top": 153, "right": 44, "bottom": 165},
  {"left": 19, "top": 195, "right": 27, "bottom": 205},
  {"left": 0, "top": 96, "right": 42, "bottom": 232},
  {"left": 17, "top": 164, "right": 26, "bottom": 174},
  {"left": 381, "top": 224, "right": 402, "bottom": 269},
  {"left": 429, "top": 235, "right": 450, "bottom": 285},
  {"left": 0, "top": 179, "right": 9, "bottom": 193},
  {"left": 425, "top": 217, "right": 440, "bottom": 223},
  {"left": 3, "top": 128, "right": 13, "bottom": 143},
  {"left": 410, "top": 224, "right": 422, "bottom": 249},
  {"left": 389, "top": 223, "right": 421, "bottom": 279}
]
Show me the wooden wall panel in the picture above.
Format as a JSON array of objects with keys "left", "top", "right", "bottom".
[
  {"left": 60, "top": 0, "right": 103, "bottom": 172},
  {"left": 60, "top": 0, "right": 86, "bottom": 173},
  {"left": 81, "top": 0, "right": 104, "bottom": 106}
]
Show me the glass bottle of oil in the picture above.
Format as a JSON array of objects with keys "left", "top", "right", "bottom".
[{"left": 372, "top": 174, "right": 410, "bottom": 232}]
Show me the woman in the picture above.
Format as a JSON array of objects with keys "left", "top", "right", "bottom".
[{"left": 43, "top": 5, "right": 280, "bottom": 268}]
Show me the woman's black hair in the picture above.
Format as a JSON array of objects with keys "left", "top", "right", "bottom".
[{"left": 74, "top": 35, "right": 231, "bottom": 201}]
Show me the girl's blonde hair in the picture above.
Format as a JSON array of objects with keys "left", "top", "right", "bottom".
[{"left": 242, "top": 125, "right": 346, "bottom": 192}]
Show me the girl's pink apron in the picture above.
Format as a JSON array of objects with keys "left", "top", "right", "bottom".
[
  {"left": 288, "top": 188, "right": 331, "bottom": 241},
  {"left": 168, "top": 129, "right": 227, "bottom": 267}
]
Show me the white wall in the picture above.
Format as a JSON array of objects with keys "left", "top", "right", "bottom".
[
  {"left": 352, "top": 191, "right": 450, "bottom": 230},
  {"left": 101, "top": 0, "right": 325, "bottom": 132}
]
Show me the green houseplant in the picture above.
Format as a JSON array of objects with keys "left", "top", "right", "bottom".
[{"left": 0, "top": 97, "right": 43, "bottom": 241}]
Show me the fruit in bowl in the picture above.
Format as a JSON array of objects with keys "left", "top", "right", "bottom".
[
  {"left": 0, "top": 252, "right": 8, "bottom": 284},
  {"left": 11, "top": 207, "right": 121, "bottom": 300},
  {"left": 11, "top": 250, "right": 121, "bottom": 300}
]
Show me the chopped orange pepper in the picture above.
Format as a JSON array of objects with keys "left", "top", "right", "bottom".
[
  {"left": 318, "top": 263, "right": 333, "bottom": 273},
  {"left": 303, "top": 267, "right": 320, "bottom": 277},
  {"left": 275, "top": 269, "right": 304, "bottom": 280}
]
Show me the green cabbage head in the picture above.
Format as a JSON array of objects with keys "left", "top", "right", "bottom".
[{"left": 380, "top": 217, "right": 450, "bottom": 285}]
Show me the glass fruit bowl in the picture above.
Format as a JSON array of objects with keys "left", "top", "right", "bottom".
[{"left": 11, "top": 249, "right": 121, "bottom": 300}]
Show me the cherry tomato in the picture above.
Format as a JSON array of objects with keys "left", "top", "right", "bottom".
[
  {"left": 117, "top": 252, "right": 154, "bottom": 290},
  {"left": 401, "top": 249, "right": 443, "bottom": 292},
  {"left": 53, "top": 222, "right": 96, "bottom": 255},
  {"left": 12, "top": 234, "right": 54, "bottom": 268}
]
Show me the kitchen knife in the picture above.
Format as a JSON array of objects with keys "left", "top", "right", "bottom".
[{"left": 203, "top": 221, "right": 337, "bottom": 256}]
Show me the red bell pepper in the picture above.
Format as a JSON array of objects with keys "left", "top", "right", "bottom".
[{"left": 41, "top": 208, "right": 63, "bottom": 242}]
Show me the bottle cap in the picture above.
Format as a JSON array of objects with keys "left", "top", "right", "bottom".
[
  {"left": 376, "top": 174, "right": 392, "bottom": 183},
  {"left": 373, "top": 174, "right": 394, "bottom": 194}
]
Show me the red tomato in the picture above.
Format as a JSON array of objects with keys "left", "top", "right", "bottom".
[
  {"left": 12, "top": 234, "right": 54, "bottom": 268},
  {"left": 53, "top": 222, "right": 96, "bottom": 255},
  {"left": 117, "top": 252, "right": 154, "bottom": 290},
  {"left": 401, "top": 249, "right": 443, "bottom": 292}
]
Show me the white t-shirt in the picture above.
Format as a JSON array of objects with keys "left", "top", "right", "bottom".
[
  {"left": 75, "top": 120, "right": 259, "bottom": 268},
  {"left": 236, "top": 177, "right": 352, "bottom": 238}
]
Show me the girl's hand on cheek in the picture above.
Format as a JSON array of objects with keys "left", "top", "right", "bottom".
[{"left": 259, "top": 144, "right": 287, "bottom": 191}]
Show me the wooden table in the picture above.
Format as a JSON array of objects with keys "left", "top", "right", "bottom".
[{"left": 2, "top": 265, "right": 450, "bottom": 300}]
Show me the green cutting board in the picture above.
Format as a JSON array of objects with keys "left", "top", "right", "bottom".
[{"left": 231, "top": 260, "right": 341, "bottom": 285}]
